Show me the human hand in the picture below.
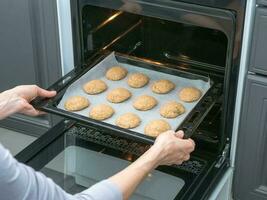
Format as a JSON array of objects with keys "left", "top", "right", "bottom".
[
  {"left": 149, "top": 130, "right": 195, "bottom": 166},
  {"left": 108, "top": 130, "right": 194, "bottom": 200},
  {"left": 121, "top": 0, "right": 142, "bottom": 13},
  {"left": 11, "top": 85, "right": 56, "bottom": 116},
  {"left": 0, "top": 85, "right": 56, "bottom": 119}
]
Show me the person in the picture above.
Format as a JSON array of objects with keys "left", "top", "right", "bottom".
[{"left": 0, "top": 85, "right": 195, "bottom": 200}]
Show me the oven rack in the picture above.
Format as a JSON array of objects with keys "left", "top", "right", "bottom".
[{"left": 66, "top": 124, "right": 205, "bottom": 175}]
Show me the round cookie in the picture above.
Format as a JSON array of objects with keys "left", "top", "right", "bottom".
[
  {"left": 107, "top": 88, "right": 131, "bottom": 103},
  {"left": 133, "top": 95, "right": 157, "bottom": 111},
  {"left": 179, "top": 87, "right": 202, "bottom": 102},
  {"left": 83, "top": 79, "right": 107, "bottom": 95},
  {"left": 105, "top": 66, "right": 128, "bottom": 81},
  {"left": 151, "top": 79, "right": 175, "bottom": 94},
  {"left": 160, "top": 101, "right": 185, "bottom": 118},
  {"left": 127, "top": 73, "right": 149, "bottom": 88},
  {"left": 116, "top": 113, "right": 141, "bottom": 129},
  {"left": 89, "top": 104, "right": 114, "bottom": 121},
  {"left": 144, "top": 119, "right": 171, "bottom": 137},
  {"left": 64, "top": 96, "right": 89, "bottom": 111}
]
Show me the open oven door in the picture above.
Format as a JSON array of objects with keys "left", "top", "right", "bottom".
[{"left": 16, "top": 119, "right": 230, "bottom": 200}]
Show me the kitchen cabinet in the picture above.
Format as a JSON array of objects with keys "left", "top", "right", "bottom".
[
  {"left": 0, "top": 0, "right": 62, "bottom": 136},
  {"left": 257, "top": 0, "right": 267, "bottom": 6},
  {"left": 234, "top": 74, "right": 267, "bottom": 200},
  {"left": 249, "top": 7, "right": 267, "bottom": 75},
  {"left": 234, "top": 1, "right": 267, "bottom": 199}
]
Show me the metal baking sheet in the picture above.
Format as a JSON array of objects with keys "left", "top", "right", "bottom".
[{"left": 57, "top": 52, "right": 210, "bottom": 135}]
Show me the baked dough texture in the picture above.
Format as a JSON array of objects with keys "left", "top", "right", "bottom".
[
  {"left": 144, "top": 119, "right": 171, "bottom": 137},
  {"left": 133, "top": 95, "right": 157, "bottom": 111},
  {"left": 151, "top": 79, "right": 175, "bottom": 94},
  {"left": 116, "top": 113, "right": 141, "bottom": 129},
  {"left": 64, "top": 96, "right": 90, "bottom": 111},
  {"left": 107, "top": 88, "right": 132, "bottom": 103},
  {"left": 160, "top": 101, "right": 185, "bottom": 118},
  {"left": 83, "top": 79, "right": 107, "bottom": 94},
  {"left": 105, "top": 66, "right": 128, "bottom": 81},
  {"left": 179, "top": 87, "right": 202, "bottom": 102},
  {"left": 89, "top": 104, "right": 114, "bottom": 120},
  {"left": 127, "top": 73, "right": 149, "bottom": 88}
]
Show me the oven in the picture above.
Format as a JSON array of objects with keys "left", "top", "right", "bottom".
[{"left": 16, "top": 0, "right": 246, "bottom": 199}]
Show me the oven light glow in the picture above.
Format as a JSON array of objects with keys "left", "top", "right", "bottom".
[
  {"left": 180, "top": 63, "right": 190, "bottom": 68},
  {"left": 125, "top": 154, "right": 133, "bottom": 161},
  {"left": 141, "top": 58, "right": 163, "bottom": 66},
  {"left": 107, "top": 11, "right": 123, "bottom": 22},
  {"left": 179, "top": 54, "right": 190, "bottom": 60},
  {"left": 91, "top": 11, "right": 123, "bottom": 33}
]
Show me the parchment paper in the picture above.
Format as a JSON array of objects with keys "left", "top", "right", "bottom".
[{"left": 58, "top": 52, "right": 210, "bottom": 134}]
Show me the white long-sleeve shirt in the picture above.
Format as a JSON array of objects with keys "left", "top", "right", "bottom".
[{"left": 0, "top": 143, "right": 122, "bottom": 200}]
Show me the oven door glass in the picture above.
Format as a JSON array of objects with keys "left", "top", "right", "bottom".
[
  {"left": 17, "top": 120, "right": 223, "bottom": 200},
  {"left": 42, "top": 145, "right": 184, "bottom": 200}
]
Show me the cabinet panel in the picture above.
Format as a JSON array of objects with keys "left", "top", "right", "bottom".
[
  {"left": 257, "top": 0, "right": 267, "bottom": 6},
  {"left": 234, "top": 74, "right": 267, "bottom": 200},
  {"left": 0, "top": 0, "right": 37, "bottom": 91},
  {"left": 0, "top": 0, "right": 62, "bottom": 136},
  {"left": 250, "top": 8, "right": 267, "bottom": 75}
]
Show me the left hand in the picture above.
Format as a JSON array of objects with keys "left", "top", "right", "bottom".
[{"left": 0, "top": 85, "right": 56, "bottom": 119}]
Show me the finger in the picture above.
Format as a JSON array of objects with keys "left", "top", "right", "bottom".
[
  {"left": 21, "top": 108, "right": 40, "bottom": 116},
  {"left": 36, "top": 110, "right": 46, "bottom": 115},
  {"left": 184, "top": 139, "right": 195, "bottom": 152},
  {"left": 174, "top": 130, "right": 184, "bottom": 139},
  {"left": 20, "top": 104, "right": 43, "bottom": 116},
  {"left": 36, "top": 86, "right": 57, "bottom": 98},
  {"left": 183, "top": 155, "right": 190, "bottom": 161},
  {"left": 175, "top": 160, "right": 183, "bottom": 165},
  {"left": 188, "top": 139, "right": 196, "bottom": 152},
  {"left": 177, "top": 153, "right": 185, "bottom": 161}
]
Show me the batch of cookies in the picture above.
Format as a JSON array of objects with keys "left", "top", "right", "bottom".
[{"left": 64, "top": 66, "right": 202, "bottom": 138}]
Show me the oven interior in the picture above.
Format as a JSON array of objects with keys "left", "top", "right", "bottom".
[{"left": 71, "top": 1, "right": 235, "bottom": 155}]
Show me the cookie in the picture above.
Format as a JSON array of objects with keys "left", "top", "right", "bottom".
[
  {"left": 105, "top": 66, "right": 128, "bottom": 81},
  {"left": 151, "top": 80, "right": 175, "bottom": 94},
  {"left": 127, "top": 73, "right": 149, "bottom": 88},
  {"left": 116, "top": 113, "right": 141, "bottom": 129},
  {"left": 160, "top": 101, "right": 185, "bottom": 118},
  {"left": 133, "top": 95, "right": 157, "bottom": 111},
  {"left": 64, "top": 96, "right": 90, "bottom": 111},
  {"left": 107, "top": 88, "right": 131, "bottom": 103},
  {"left": 144, "top": 119, "right": 171, "bottom": 137},
  {"left": 89, "top": 104, "right": 114, "bottom": 121},
  {"left": 179, "top": 87, "right": 202, "bottom": 102},
  {"left": 83, "top": 79, "right": 107, "bottom": 94}
]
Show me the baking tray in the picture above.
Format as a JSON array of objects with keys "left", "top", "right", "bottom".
[{"left": 32, "top": 51, "right": 219, "bottom": 144}]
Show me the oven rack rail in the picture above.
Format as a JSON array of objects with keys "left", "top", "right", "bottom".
[{"left": 66, "top": 124, "right": 205, "bottom": 175}]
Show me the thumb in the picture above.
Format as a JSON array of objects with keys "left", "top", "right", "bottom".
[
  {"left": 175, "top": 130, "right": 184, "bottom": 139},
  {"left": 36, "top": 87, "right": 57, "bottom": 98}
]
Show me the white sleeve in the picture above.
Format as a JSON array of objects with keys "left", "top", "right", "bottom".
[{"left": 0, "top": 143, "right": 123, "bottom": 200}]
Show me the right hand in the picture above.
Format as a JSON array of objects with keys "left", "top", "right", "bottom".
[{"left": 149, "top": 130, "right": 195, "bottom": 166}]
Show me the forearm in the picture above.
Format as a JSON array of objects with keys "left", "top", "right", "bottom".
[
  {"left": 109, "top": 147, "right": 160, "bottom": 200},
  {"left": 0, "top": 143, "right": 122, "bottom": 200},
  {"left": 0, "top": 89, "right": 22, "bottom": 119}
]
